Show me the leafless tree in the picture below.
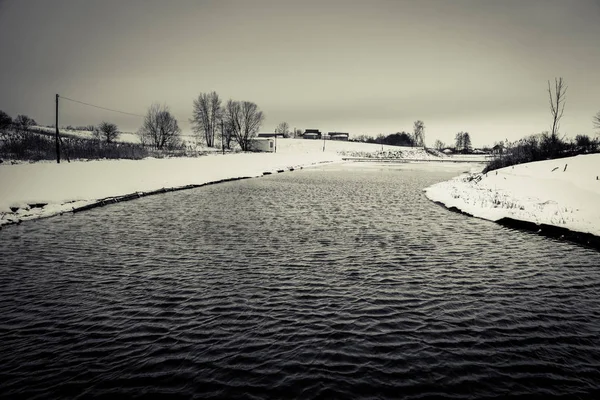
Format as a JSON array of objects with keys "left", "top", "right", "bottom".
[
  {"left": 275, "top": 121, "right": 290, "bottom": 137},
  {"left": 455, "top": 132, "right": 464, "bottom": 152},
  {"left": 191, "top": 91, "right": 221, "bottom": 147},
  {"left": 219, "top": 117, "right": 235, "bottom": 150},
  {"left": 96, "top": 121, "right": 119, "bottom": 143},
  {"left": 138, "top": 103, "right": 181, "bottom": 150},
  {"left": 413, "top": 120, "right": 425, "bottom": 147},
  {"left": 224, "top": 100, "right": 264, "bottom": 151},
  {"left": 434, "top": 139, "right": 445, "bottom": 151},
  {"left": 548, "top": 78, "right": 567, "bottom": 139},
  {"left": 593, "top": 110, "right": 600, "bottom": 131},
  {"left": 462, "top": 132, "right": 472, "bottom": 153}
]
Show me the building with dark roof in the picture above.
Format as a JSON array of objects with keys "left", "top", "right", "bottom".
[
  {"left": 258, "top": 132, "right": 285, "bottom": 138},
  {"left": 303, "top": 129, "right": 322, "bottom": 139},
  {"left": 328, "top": 132, "right": 349, "bottom": 141}
]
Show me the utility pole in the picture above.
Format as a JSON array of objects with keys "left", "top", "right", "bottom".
[
  {"left": 323, "top": 133, "right": 326, "bottom": 152},
  {"left": 221, "top": 119, "right": 225, "bottom": 155},
  {"left": 55, "top": 94, "right": 60, "bottom": 164}
]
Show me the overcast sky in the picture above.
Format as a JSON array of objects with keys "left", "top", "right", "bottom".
[{"left": 1, "top": 0, "right": 599, "bottom": 146}]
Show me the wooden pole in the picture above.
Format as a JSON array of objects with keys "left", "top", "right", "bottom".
[
  {"left": 55, "top": 94, "right": 60, "bottom": 164},
  {"left": 221, "top": 119, "right": 225, "bottom": 155}
]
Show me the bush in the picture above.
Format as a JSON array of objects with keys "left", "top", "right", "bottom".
[
  {"left": 484, "top": 132, "right": 598, "bottom": 173},
  {"left": 0, "top": 110, "right": 12, "bottom": 132},
  {"left": 0, "top": 129, "right": 149, "bottom": 161}
]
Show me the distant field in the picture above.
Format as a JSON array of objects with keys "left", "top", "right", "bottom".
[{"left": 29, "top": 127, "right": 492, "bottom": 161}]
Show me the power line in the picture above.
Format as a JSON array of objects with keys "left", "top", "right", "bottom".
[{"left": 60, "top": 96, "right": 145, "bottom": 118}]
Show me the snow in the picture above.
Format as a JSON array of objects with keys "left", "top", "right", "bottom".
[
  {"left": 424, "top": 154, "right": 600, "bottom": 236},
  {"left": 0, "top": 136, "right": 496, "bottom": 227}
]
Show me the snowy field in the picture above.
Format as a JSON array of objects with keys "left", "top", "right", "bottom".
[{"left": 424, "top": 154, "right": 600, "bottom": 237}]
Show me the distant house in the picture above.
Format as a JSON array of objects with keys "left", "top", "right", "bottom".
[
  {"left": 303, "top": 129, "right": 322, "bottom": 139},
  {"left": 328, "top": 132, "right": 349, "bottom": 141},
  {"left": 258, "top": 132, "right": 285, "bottom": 138},
  {"left": 492, "top": 144, "right": 504, "bottom": 155}
]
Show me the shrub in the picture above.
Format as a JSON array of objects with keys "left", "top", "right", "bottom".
[{"left": 484, "top": 132, "right": 598, "bottom": 173}]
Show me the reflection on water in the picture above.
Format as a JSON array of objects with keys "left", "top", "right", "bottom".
[{"left": 1, "top": 164, "right": 599, "bottom": 399}]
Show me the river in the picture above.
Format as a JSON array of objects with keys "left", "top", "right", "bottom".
[{"left": 1, "top": 163, "right": 599, "bottom": 399}]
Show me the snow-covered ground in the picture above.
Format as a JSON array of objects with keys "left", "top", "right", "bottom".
[
  {"left": 0, "top": 136, "right": 490, "bottom": 226},
  {"left": 424, "top": 154, "right": 600, "bottom": 236}
]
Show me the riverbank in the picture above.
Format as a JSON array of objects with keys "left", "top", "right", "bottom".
[
  {"left": 0, "top": 152, "right": 343, "bottom": 226},
  {"left": 424, "top": 154, "right": 600, "bottom": 244}
]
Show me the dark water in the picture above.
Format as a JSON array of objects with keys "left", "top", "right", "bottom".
[{"left": 1, "top": 164, "right": 599, "bottom": 399}]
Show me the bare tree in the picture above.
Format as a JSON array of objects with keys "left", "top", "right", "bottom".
[
  {"left": 462, "top": 132, "right": 472, "bottom": 153},
  {"left": 455, "top": 132, "right": 464, "bottom": 152},
  {"left": 191, "top": 91, "right": 221, "bottom": 147},
  {"left": 96, "top": 121, "right": 120, "bottom": 143},
  {"left": 275, "top": 121, "right": 290, "bottom": 137},
  {"left": 593, "top": 110, "right": 600, "bottom": 131},
  {"left": 434, "top": 139, "right": 445, "bottom": 151},
  {"left": 138, "top": 103, "right": 181, "bottom": 150},
  {"left": 224, "top": 100, "right": 264, "bottom": 151},
  {"left": 413, "top": 120, "right": 425, "bottom": 147},
  {"left": 219, "top": 117, "right": 235, "bottom": 150},
  {"left": 548, "top": 78, "right": 567, "bottom": 139}
]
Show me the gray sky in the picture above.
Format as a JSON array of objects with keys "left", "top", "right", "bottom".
[{"left": 1, "top": 0, "right": 599, "bottom": 146}]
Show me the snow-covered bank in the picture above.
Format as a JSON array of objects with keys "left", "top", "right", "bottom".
[
  {"left": 424, "top": 154, "right": 600, "bottom": 238},
  {"left": 0, "top": 152, "right": 342, "bottom": 226}
]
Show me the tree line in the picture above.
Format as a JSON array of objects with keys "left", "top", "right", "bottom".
[{"left": 351, "top": 120, "right": 426, "bottom": 147}]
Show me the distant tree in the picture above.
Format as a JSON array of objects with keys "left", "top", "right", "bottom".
[
  {"left": 275, "top": 122, "right": 290, "bottom": 137},
  {"left": 454, "top": 132, "right": 464, "bottom": 152},
  {"left": 384, "top": 132, "right": 413, "bottom": 146},
  {"left": 0, "top": 110, "right": 12, "bottom": 132},
  {"left": 224, "top": 100, "right": 264, "bottom": 151},
  {"left": 96, "top": 121, "right": 120, "bottom": 143},
  {"left": 593, "top": 110, "right": 600, "bottom": 131},
  {"left": 293, "top": 128, "right": 303, "bottom": 138},
  {"left": 191, "top": 91, "right": 222, "bottom": 147},
  {"left": 434, "top": 139, "right": 445, "bottom": 151},
  {"left": 462, "top": 132, "right": 472, "bottom": 153},
  {"left": 139, "top": 103, "right": 181, "bottom": 150},
  {"left": 413, "top": 120, "right": 425, "bottom": 147},
  {"left": 547, "top": 77, "right": 567, "bottom": 156}
]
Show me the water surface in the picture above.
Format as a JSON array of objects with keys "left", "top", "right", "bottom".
[{"left": 1, "top": 163, "right": 599, "bottom": 399}]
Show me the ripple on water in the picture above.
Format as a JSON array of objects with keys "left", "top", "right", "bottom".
[{"left": 1, "top": 165, "right": 600, "bottom": 399}]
